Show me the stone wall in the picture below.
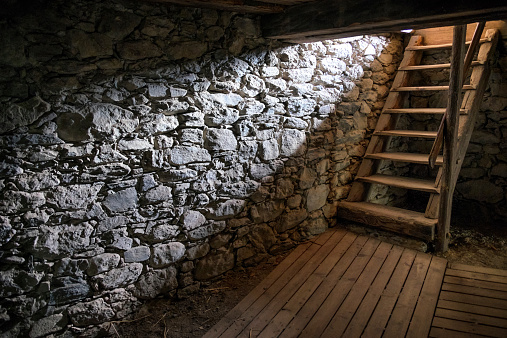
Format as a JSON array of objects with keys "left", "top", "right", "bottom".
[
  {"left": 457, "top": 51, "right": 507, "bottom": 222},
  {"left": 0, "top": 0, "right": 404, "bottom": 336}
]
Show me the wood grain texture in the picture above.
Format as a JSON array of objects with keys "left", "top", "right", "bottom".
[
  {"left": 365, "top": 151, "right": 443, "bottom": 165},
  {"left": 206, "top": 229, "right": 507, "bottom": 338},
  {"left": 346, "top": 35, "right": 424, "bottom": 202},
  {"left": 373, "top": 130, "right": 438, "bottom": 138},
  {"left": 262, "top": 0, "right": 507, "bottom": 41},
  {"left": 337, "top": 201, "right": 436, "bottom": 240},
  {"left": 436, "top": 25, "right": 466, "bottom": 252},
  {"left": 356, "top": 174, "right": 439, "bottom": 193},
  {"left": 145, "top": 0, "right": 285, "bottom": 13}
]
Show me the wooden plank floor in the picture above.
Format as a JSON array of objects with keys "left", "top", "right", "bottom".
[
  {"left": 207, "top": 228, "right": 452, "bottom": 337},
  {"left": 205, "top": 228, "right": 507, "bottom": 337},
  {"left": 430, "top": 263, "right": 507, "bottom": 338}
]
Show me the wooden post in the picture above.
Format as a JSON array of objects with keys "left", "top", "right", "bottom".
[{"left": 437, "top": 25, "right": 466, "bottom": 252}]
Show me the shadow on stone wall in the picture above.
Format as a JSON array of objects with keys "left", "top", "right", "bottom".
[{"left": 0, "top": 0, "right": 404, "bottom": 336}]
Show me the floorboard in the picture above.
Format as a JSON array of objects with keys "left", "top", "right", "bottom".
[
  {"left": 205, "top": 228, "right": 507, "bottom": 337},
  {"left": 431, "top": 260, "right": 507, "bottom": 338}
]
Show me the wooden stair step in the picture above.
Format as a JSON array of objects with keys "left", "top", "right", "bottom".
[
  {"left": 399, "top": 61, "right": 484, "bottom": 71},
  {"left": 384, "top": 108, "right": 467, "bottom": 114},
  {"left": 337, "top": 201, "right": 436, "bottom": 241},
  {"left": 374, "top": 130, "right": 437, "bottom": 138},
  {"left": 391, "top": 85, "right": 475, "bottom": 92},
  {"left": 357, "top": 174, "right": 439, "bottom": 193},
  {"left": 405, "top": 38, "right": 489, "bottom": 51},
  {"left": 365, "top": 152, "right": 443, "bottom": 165}
]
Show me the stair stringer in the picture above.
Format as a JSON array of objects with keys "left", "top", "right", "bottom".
[
  {"left": 346, "top": 35, "right": 424, "bottom": 202},
  {"left": 424, "top": 28, "right": 500, "bottom": 219}
]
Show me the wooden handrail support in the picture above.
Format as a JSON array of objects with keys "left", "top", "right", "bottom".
[
  {"left": 428, "top": 22, "right": 486, "bottom": 169},
  {"left": 436, "top": 25, "right": 466, "bottom": 252}
]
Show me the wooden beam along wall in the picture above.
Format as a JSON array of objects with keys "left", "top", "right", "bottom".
[{"left": 262, "top": 0, "right": 507, "bottom": 42}]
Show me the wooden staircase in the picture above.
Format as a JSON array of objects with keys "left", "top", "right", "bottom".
[{"left": 337, "top": 23, "right": 500, "bottom": 251}]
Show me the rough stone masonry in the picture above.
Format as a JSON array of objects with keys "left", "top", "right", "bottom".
[{"left": 5, "top": 0, "right": 506, "bottom": 337}]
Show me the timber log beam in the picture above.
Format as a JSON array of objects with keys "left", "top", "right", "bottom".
[{"left": 262, "top": 0, "right": 507, "bottom": 42}]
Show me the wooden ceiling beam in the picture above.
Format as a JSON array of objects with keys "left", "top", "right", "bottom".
[
  {"left": 146, "top": 0, "right": 285, "bottom": 14},
  {"left": 262, "top": 0, "right": 507, "bottom": 41}
]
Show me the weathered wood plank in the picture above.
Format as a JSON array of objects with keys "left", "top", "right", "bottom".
[
  {"left": 238, "top": 229, "right": 347, "bottom": 336},
  {"left": 320, "top": 242, "right": 393, "bottom": 337},
  {"left": 361, "top": 249, "right": 417, "bottom": 337},
  {"left": 452, "top": 29, "right": 499, "bottom": 188},
  {"left": 391, "top": 85, "right": 474, "bottom": 91},
  {"left": 337, "top": 201, "right": 435, "bottom": 240},
  {"left": 449, "top": 262, "right": 507, "bottom": 278},
  {"left": 218, "top": 230, "right": 335, "bottom": 337},
  {"left": 399, "top": 61, "right": 484, "bottom": 71},
  {"left": 413, "top": 21, "right": 506, "bottom": 45},
  {"left": 259, "top": 231, "right": 356, "bottom": 337},
  {"left": 435, "top": 308, "right": 507, "bottom": 329},
  {"left": 346, "top": 35, "right": 423, "bottom": 202},
  {"left": 279, "top": 235, "right": 368, "bottom": 337},
  {"left": 383, "top": 253, "right": 432, "bottom": 337},
  {"left": 342, "top": 245, "right": 404, "bottom": 337},
  {"left": 406, "top": 256, "right": 447, "bottom": 337},
  {"left": 299, "top": 238, "right": 381, "bottom": 336},
  {"left": 366, "top": 151, "right": 441, "bottom": 165},
  {"left": 442, "top": 282, "right": 507, "bottom": 300},
  {"left": 432, "top": 317, "right": 507, "bottom": 337},
  {"left": 436, "top": 25, "right": 466, "bottom": 252},
  {"left": 373, "top": 130, "right": 438, "bottom": 139},
  {"left": 439, "top": 290, "right": 507, "bottom": 309},
  {"left": 437, "top": 299, "right": 507, "bottom": 319},
  {"left": 262, "top": 0, "right": 507, "bottom": 41},
  {"left": 203, "top": 240, "right": 313, "bottom": 337},
  {"left": 446, "top": 268, "right": 507, "bottom": 284},
  {"left": 405, "top": 38, "right": 489, "bottom": 50},
  {"left": 444, "top": 275, "right": 507, "bottom": 293},
  {"left": 429, "top": 326, "right": 479, "bottom": 337},
  {"left": 357, "top": 174, "right": 439, "bottom": 193},
  {"left": 207, "top": 230, "right": 507, "bottom": 338},
  {"left": 463, "top": 22, "right": 486, "bottom": 79},
  {"left": 147, "top": 0, "right": 284, "bottom": 14}
]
